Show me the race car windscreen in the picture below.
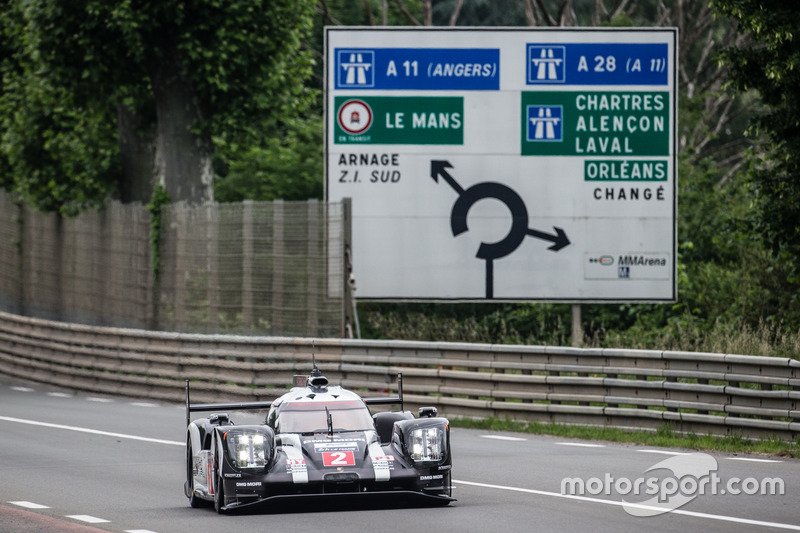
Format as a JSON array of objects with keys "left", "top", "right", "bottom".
[{"left": 276, "top": 400, "right": 374, "bottom": 434}]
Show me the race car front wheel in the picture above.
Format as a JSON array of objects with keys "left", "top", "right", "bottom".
[
  {"left": 214, "top": 474, "right": 227, "bottom": 514},
  {"left": 186, "top": 439, "right": 209, "bottom": 508}
]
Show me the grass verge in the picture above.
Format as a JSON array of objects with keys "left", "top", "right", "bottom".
[{"left": 450, "top": 418, "right": 800, "bottom": 459}]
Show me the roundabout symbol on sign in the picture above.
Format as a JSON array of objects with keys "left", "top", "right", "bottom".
[
  {"left": 430, "top": 160, "right": 570, "bottom": 299},
  {"left": 337, "top": 99, "right": 373, "bottom": 135}
]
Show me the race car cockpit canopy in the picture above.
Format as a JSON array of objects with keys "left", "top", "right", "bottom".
[{"left": 268, "top": 369, "right": 374, "bottom": 434}]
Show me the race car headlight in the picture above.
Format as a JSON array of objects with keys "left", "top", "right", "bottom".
[
  {"left": 226, "top": 431, "right": 271, "bottom": 469},
  {"left": 407, "top": 426, "right": 446, "bottom": 463}
]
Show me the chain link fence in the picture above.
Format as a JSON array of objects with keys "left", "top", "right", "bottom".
[{"left": 0, "top": 190, "right": 351, "bottom": 337}]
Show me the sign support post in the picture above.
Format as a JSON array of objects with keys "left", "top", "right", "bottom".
[{"left": 571, "top": 304, "right": 583, "bottom": 347}]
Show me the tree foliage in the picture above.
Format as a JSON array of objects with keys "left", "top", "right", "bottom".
[
  {"left": 0, "top": 1, "right": 119, "bottom": 213},
  {"left": 215, "top": 117, "right": 323, "bottom": 202},
  {"left": 0, "top": 0, "right": 317, "bottom": 210},
  {"left": 712, "top": 0, "right": 800, "bottom": 282}
]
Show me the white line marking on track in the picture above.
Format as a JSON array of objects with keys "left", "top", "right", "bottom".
[
  {"left": 480, "top": 435, "right": 526, "bottom": 442},
  {"left": 130, "top": 402, "right": 158, "bottom": 407},
  {"left": 453, "top": 479, "right": 800, "bottom": 531},
  {"left": 86, "top": 397, "right": 114, "bottom": 403},
  {"left": 66, "top": 515, "right": 110, "bottom": 524},
  {"left": 637, "top": 449, "right": 691, "bottom": 456},
  {"left": 8, "top": 501, "right": 50, "bottom": 509},
  {"left": 7, "top": 415, "right": 794, "bottom": 530},
  {"left": 47, "top": 392, "right": 71, "bottom": 398},
  {"left": 125, "top": 530, "right": 159, "bottom": 533},
  {"left": 0, "top": 416, "right": 183, "bottom": 446},
  {"left": 555, "top": 442, "right": 605, "bottom": 448},
  {"left": 11, "top": 387, "right": 33, "bottom": 392},
  {"left": 727, "top": 457, "right": 783, "bottom": 464}
]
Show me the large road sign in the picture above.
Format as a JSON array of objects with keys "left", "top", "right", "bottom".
[{"left": 325, "top": 28, "right": 677, "bottom": 302}]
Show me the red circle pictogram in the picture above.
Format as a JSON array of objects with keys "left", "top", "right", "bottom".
[{"left": 337, "top": 100, "right": 373, "bottom": 135}]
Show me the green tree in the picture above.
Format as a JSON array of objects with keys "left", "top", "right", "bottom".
[
  {"left": 215, "top": 117, "right": 324, "bottom": 202},
  {"left": 712, "top": 0, "right": 800, "bottom": 281},
  {"left": 0, "top": 1, "right": 120, "bottom": 212},
  {"left": 0, "top": 0, "right": 316, "bottom": 210}
]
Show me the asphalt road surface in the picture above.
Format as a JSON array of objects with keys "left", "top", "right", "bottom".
[{"left": 0, "top": 376, "right": 797, "bottom": 533}]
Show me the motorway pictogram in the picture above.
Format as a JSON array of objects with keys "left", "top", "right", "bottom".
[
  {"left": 338, "top": 50, "right": 374, "bottom": 87},
  {"left": 529, "top": 46, "right": 565, "bottom": 81}
]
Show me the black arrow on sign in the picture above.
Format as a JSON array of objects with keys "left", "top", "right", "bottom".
[
  {"left": 527, "top": 227, "right": 570, "bottom": 251},
  {"left": 430, "top": 160, "right": 463, "bottom": 195},
  {"left": 430, "top": 159, "right": 571, "bottom": 299}
]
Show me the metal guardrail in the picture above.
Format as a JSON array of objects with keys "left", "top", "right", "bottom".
[{"left": 0, "top": 310, "right": 798, "bottom": 440}]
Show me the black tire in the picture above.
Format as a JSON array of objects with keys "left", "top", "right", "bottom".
[
  {"left": 186, "top": 440, "right": 208, "bottom": 508},
  {"left": 214, "top": 474, "right": 226, "bottom": 514}
]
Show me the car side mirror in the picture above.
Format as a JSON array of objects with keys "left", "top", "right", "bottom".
[{"left": 418, "top": 406, "right": 438, "bottom": 418}]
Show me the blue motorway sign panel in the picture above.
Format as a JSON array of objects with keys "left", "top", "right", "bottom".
[
  {"left": 526, "top": 43, "right": 668, "bottom": 85},
  {"left": 335, "top": 48, "right": 500, "bottom": 90}
]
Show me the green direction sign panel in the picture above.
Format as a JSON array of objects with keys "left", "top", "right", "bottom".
[
  {"left": 334, "top": 96, "right": 463, "bottom": 145},
  {"left": 521, "top": 91, "right": 669, "bottom": 156},
  {"left": 584, "top": 159, "right": 668, "bottom": 181}
]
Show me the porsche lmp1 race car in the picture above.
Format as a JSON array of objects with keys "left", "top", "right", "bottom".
[{"left": 184, "top": 366, "right": 454, "bottom": 512}]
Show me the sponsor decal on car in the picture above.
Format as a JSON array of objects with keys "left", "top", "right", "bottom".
[
  {"left": 235, "top": 481, "right": 262, "bottom": 488},
  {"left": 305, "top": 437, "right": 365, "bottom": 444},
  {"left": 313, "top": 441, "right": 360, "bottom": 451}
]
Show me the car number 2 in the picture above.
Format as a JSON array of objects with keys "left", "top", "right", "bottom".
[{"left": 322, "top": 451, "right": 355, "bottom": 467}]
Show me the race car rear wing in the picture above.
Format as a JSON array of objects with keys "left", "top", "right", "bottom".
[
  {"left": 184, "top": 380, "right": 273, "bottom": 427},
  {"left": 362, "top": 373, "right": 404, "bottom": 410},
  {"left": 184, "top": 373, "right": 404, "bottom": 427}
]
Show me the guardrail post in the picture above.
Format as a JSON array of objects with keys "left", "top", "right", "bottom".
[
  {"left": 665, "top": 375, "right": 678, "bottom": 412},
  {"left": 698, "top": 378, "right": 710, "bottom": 414},
  {"left": 727, "top": 380, "right": 739, "bottom": 417}
]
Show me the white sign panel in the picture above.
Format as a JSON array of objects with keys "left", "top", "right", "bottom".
[{"left": 325, "top": 28, "right": 677, "bottom": 302}]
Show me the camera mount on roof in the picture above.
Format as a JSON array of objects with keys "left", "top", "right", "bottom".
[{"left": 308, "top": 355, "right": 329, "bottom": 391}]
